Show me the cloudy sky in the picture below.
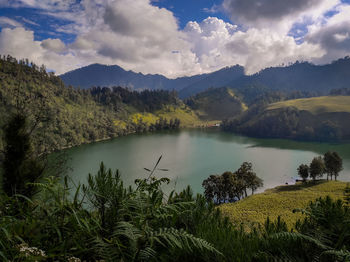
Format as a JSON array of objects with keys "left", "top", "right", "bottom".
[{"left": 0, "top": 0, "right": 349, "bottom": 77}]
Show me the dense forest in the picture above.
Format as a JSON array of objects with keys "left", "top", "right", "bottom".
[{"left": 0, "top": 55, "right": 182, "bottom": 151}]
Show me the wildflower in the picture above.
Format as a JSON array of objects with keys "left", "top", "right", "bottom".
[
  {"left": 17, "top": 243, "right": 46, "bottom": 258},
  {"left": 67, "top": 257, "right": 81, "bottom": 262}
]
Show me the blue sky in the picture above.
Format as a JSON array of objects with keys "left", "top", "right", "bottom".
[
  {"left": 151, "top": 0, "right": 230, "bottom": 29},
  {"left": 0, "top": 0, "right": 349, "bottom": 77}
]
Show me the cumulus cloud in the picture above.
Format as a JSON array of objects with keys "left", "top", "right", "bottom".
[
  {"left": 0, "top": 0, "right": 348, "bottom": 77},
  {"left": 184, "top": 17, "right": 324, "bottom": 74},
  {"left": 305, "top": 4, "right": 350, "bottom": 63},
  {"left": 41, "top": 38, "right": 66, "bottom": 53},
  {"left": 2, "top": 0, "right": 77, "bottom": 10},
  {"left": 222, "top": 0, "right": 340, "bottom": 33},
  {"left": 0, "top": 27, "right": 76, "bottom": 73},
  {"left": 65, "top": 0, "right": 200, "bottom": 77},
  {"left": 225, "top": 29, "right": 325, "bottom": 73}
]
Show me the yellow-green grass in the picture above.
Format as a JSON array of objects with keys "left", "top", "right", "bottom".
[
  {"left": 113, "top": 119, "right": 127, "bottom": 130},
  {"left": 219, "top": 181, "right": 348, "bottom": 230},
  {"left": 113, "top": 105, "right": 206, "bottom": 129},
  {"left": 267, "top": 96, "right": 350, "bottom": 115},
  {"left": 155, "top": 105, "right": 204, "bottom": 127},
  {"left": 130, "top": 113, "right": 159, "bottom": 125}
]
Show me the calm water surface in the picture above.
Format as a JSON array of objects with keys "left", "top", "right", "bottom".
[{"left": 63, "top": 129, "right": 350, "bottom": 194}]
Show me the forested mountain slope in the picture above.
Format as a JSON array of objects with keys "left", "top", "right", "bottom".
[
  {"left": 185, "top": 87, "right": 247, "bottom": 120},
  {"left": 229, "top": 57, "right": 350, "bottom": 94},
  {"left": 0, "top": 56, "right": 200, "bottom": 150}
]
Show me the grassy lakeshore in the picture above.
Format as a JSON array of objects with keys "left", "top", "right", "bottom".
[{"left": 219, "top": 180, "right": 348, "bottom": 230}]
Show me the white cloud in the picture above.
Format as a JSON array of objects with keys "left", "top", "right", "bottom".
[
  {"left": 0, "top": 16, "right": 22, "bottom": 28},
  {"left": 41, "top": 38, "right": 66, "bottom": 53},
  {"left": 184, "top": 17, "right": 324, "bottom": 74},
  {"left": 305, "top": 4, "right": 350, "bottom": 63},
  {"left": 0, "top": 27, "right": 76, "bottom": 73},
  {"left": 0, "top": 0, "right": 348, "bottom": 78},
  {"left": 4, "top": 0, "right": 77, "bottom": 10},
  {"left": 222, "top": 0, "right": 340, "bottom": 34}
]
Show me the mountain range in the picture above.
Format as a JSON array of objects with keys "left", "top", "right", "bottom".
[{"left": 60, "top": 57, "right": 350, "bottom": 98}]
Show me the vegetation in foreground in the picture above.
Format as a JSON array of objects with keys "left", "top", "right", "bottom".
[
  {"left": 2, "top": 163, "right": 350, "bottom": 261},
  {"left": 1, "top": 109, "right": 350, "bottom": 261}
]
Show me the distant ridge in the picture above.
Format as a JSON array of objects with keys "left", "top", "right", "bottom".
[
  {"left": 60, "top": 57, "right": 350, "bottom": 98},
  {"left": 60, "top": 63, "right": 208, "bottom": 91}
]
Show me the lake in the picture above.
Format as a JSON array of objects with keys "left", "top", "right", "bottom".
[{"left": 63, "top": 129, "right": 350, "bottom": 194}]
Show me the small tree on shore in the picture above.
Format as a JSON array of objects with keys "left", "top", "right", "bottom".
[
  {"left": 324, "top": 151, "right": 343, "bottom": 181},
  {"left": 202, "top": 162, "right": 263, "bottom": 203},
  {"left": 298, "top": 164, "right": 309, "bottom": 182},
  {"left": 309, "top": 156, "right": 325, "bottom": 182}
]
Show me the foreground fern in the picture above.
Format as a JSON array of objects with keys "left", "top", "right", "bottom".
[{"left": 1, "top": 162, "right": 350, "bottom": 261}]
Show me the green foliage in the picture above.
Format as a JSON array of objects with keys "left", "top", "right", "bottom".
[
  {"left": 1, "top": 159, "right": 350, "bottom": 261},
  {"left": 202, "top": 162, "right": 263, "bottom": 203},
  {"left": 0, "top": 56, "right": 196, "bottom": 152},
  {"left": 324, "top": 151, "right": 343, "bottom": 181},
  {"left": 298, "top": 164, "right": 309, "bottom": 182},
  {"left": 309, "top": 156, "right": 326, "bottom": 182},
  {"left": 185, "top": 87, "right": 246, "bottom": 120},
  {"left": 2, "top": 113, "right": 45, "bottom": 198}
]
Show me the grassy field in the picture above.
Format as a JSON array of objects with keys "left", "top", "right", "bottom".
[
  {"left": 219, "top": 180, "right": 348, "bottom": 230},
  {"left": 113, "top": 104, "right": 205, "bottom": 129},
  {"left": 267, "top": 96, "right": 350, "bottom": 114},
  {"left": 155, "top": 105, "right": 204, "bottom": 127}
]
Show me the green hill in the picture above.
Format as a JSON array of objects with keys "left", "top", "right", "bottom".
[
  {"left": 222, "top": 95, "right": 350, "bottom": 141},
  {"left": 186, "top": 87, "right": 247, "bottom": 121},
  {"left": 0, "top": 56, "right": 202, "bottom": 150},
  {"left": 220, "top": 181, "right": 348, "bottom": 230},
  {"left": 267, "top": 96, "right": 350, "bottom": 114}
]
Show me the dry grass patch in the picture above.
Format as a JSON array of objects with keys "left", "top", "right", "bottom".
[{"left": 219, "top": 180, "right": 348, "bottom": 230}]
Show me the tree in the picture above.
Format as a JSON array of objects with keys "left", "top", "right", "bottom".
[
  {"left": 309, "top": 156, "right": 325, "bottom": 182},
  {"left": 2, "top": 113, "right": 45, "bottom": 198},
  {"left": 298, "top": 164, "right": 309, "bottom": 182},
  {"left": 250, "top": 175, "right": 263, "bottom": 195},
  {"left": 324, "top": 151, "right": 343, "bottom": 181},
  {"left": 235, "top": 162, "right": 263, "bottom": 196},
  {"left": 202, "top": 162, "right": 263, "bottom": 203}
]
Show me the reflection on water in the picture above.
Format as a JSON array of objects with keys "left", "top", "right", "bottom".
[{"left": 63, "top": 129, "right": 350, "bottom": 194}]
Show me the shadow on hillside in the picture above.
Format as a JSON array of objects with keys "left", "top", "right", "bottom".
[{"left": 271, "top": 180, "right": 328, "bottom": 192}]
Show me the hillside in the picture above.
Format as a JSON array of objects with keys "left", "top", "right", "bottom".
[
  {"left": 222, "top": 95, "right": 350, "bottom": 141},
  {"left": 267, "top": 96, "right": 350, "bottom": 114},
  {"left": 178, "top": 65, "right": 244, "bottom": 98},
  {"left": 230, "top": 57, "right": 350, "bottom": 94},
  {"left": 0, "top": 56, "right": 202, "bottom": 150},
  {"left": 185, "top": 87, "right": 247, "bottom": 120},
  {"left": 60, "top": 57, "right": 350, "bottom": 97},
  {"left": 220, "top": 181, "right": 348, "bottom": 230}
]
